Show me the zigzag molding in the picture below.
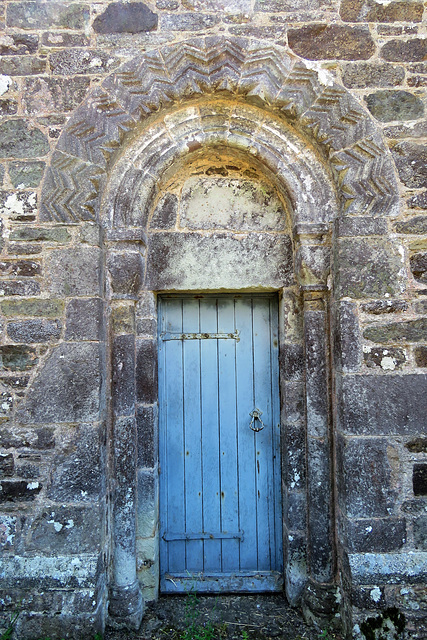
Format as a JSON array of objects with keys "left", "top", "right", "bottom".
[{"left": 41, "top": 36, "right": 399, "bottom": 224}]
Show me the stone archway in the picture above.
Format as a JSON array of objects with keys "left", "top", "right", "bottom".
[{"left": 33, "top": 36, "right": 402, "bottom": 633}]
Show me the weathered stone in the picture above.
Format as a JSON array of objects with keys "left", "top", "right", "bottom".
[
  {"left": 7, "top": 319, "right": 61, "bottom": 343},
  {"left": 0, "top": 190, "right": 37, "bottom": 221},
  {"left": 381, "top": 38, "right": 427, "bottom": 62},
  {"left": 401, "top": 498, "right": 427, "bottom": 515},
  {"left": 112, "top": 334, "right": 135, "bottom": 416},
  {"left": 65, "top": 298, "right": 104, "bottom": 341},
  {"left": 0, "top": 480, "right": 42, "bottom": 502},
  {"left": 413, "top": 516, "right": 427, "bottom": 549},
  {"left": 0, "top": 33, "right": 38, "bottom": 55},
  {"left": 345, "top": 517, "right": 406, "bottom": 553},
  {"left": 136, "top": 339, "right": 157, "bottom": 405},
  {"left": 156, "top": 0, "right": 179, "bottom": 8},
  {"left": 413, "top": 464, "right": 427, "bottom": 496},
  {"left": 0, "top": 425, "right": 54, "bottom": 449},
  {"left": 340, "top": 0, "right": 424, "bottom": 22},
  {"left": 405, "top": 437, "right": 427, "bottom": 453},
  {"left": 0, "top": 99, "right": 17, "bottom": 115},
  {"left": 46, "top": 248, "right": 101, "bottom": 297},
  {"left": 395, "top": 216, "right": 427, "bottom": 234},
  {"left": 146, "top": 232, "right": 293, "bottom": 291},
  {"left": 107, "top": 252, "right": 144, "bottom": 299},
  {"left": 136, "top": 404, "right": 157, "bottom": 468},
  {"left": 136, "top": 318, "right": 156, "bottom": 338},
  {"left": 288, "top": 25, "right": 375, "bottom": 61},
  {"left": 150, "top": 193, "right": 178, "bottom": 229},
  {"left": 7, "top": 3, "right": 89, "bottom": 30},
  {"left": 111, "top": 304, "right": 135, "bottom": 335},
  {"left": 410, "top": 252, "right": 427, "bottom": 283},
  {"left": 334, "top": 301, "right": 361, "bottom": 372},
  {"left": 335, "top": 239, "right": 404, "bottom": 299},
  {"left": 228, "top": 25, "right": 287, "bottom": 40},
  {"left": 47, "top": 425, "right": 102, "bottom": 502},
  {"left": 281, "top": 343, "right": 304, "bottom": 382},
  {"left": 0, "top": 281, "right": 40, "bottom": 296},
  {"left": 183, "top": 0, "right": 250, "bottom": 8},
  {"left": 22, "top": 76, "right": 91, "bottom": 114},
  {"left": 93, "top": 2, "right": 158, "bottom": 33},
  {"left": 0, "top": 120, "right": 49, "bottom": 158},
  {"left": 9, "top": 161, "right": 45, "bottom": 188},
  {"left": 342, "top": 62, "right": 405, "bottom": 89},
  {"left": 26, "top": 505, "right": 102, "bottom": 554},
  {"left": 363, "top": 346, "right": 406, "bottom": 371},
  {"left": 161, "top": 13, "right": 220, "bottom": 30},
  {"left": 0, "top": 259, "right": 40, "bottom": 277},
  {"left": 0, "top": 515, "right": 16, "bottom": 550},
  {"left": 384, "top": 121, "right": 427, "bottom": 140},
  {"left": 335, "top": 216, "right": 388, "bottom": 237},
  {"left": 42, "top": 32, "right": 90, "bottom": 48},
  {"left": 255, "top": 0, "right": 331, "bottom": 9},
  {"left": 10, "top": 226, "right": 71, "bottom": 243},
  {"left": 364, "top": 91, "right": 424, "bottom": 122},
  {"left": 363, "top": 318, "right": 427, "bottom": 343},
  {"left": 18, "top": 343, "right": 102, "bottom": 423},
  {"left": 0, "top": 453, "right": 14, "bottom": 477},
  {"left": 0, "top": 56, "right": 46, "bottom": 76},
  {"left": 0, "top": 345, "right": 37, "bottom": 371},
  {"left": 49, "top": 49, "right": 119, "bottom": 75},
  {"left": 414, "top": 346, "right": 427, "bottom": 367},
  {"left": 361, "top": 299, "right": 408, "bottom": 314},
  {"left": 338, "top": 435, "right": 399, "bottom": 518},
  {"left": 338, "top": 374, "right": 427, "bottom": 435}
]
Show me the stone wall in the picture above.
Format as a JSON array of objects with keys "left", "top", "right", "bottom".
[{"left": 0, "top": 1, "right": 426, "bottom": 639}]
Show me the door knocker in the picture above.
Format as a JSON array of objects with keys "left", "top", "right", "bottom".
[{"left": 249, "top": 408, "right": 265, "bottom": 432}]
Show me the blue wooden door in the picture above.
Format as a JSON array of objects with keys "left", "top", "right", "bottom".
[{"left": 158, "top": 295, "right": 282, "bottom": 593}]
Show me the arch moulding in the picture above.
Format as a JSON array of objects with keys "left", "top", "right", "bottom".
[{"left": 35, "top": 36, "right": 402, "bottom": 633}]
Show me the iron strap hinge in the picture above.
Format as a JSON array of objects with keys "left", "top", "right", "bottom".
[
  {"left": 163, "top": 531, "right": 244, "bottom": 541},
  {"left": 161, "top": 330, "right": 240, "bottom": 342}
]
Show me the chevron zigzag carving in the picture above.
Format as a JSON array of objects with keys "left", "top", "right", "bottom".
[{"left": 40, "top": 36, "right": 399, "bottom": 224}]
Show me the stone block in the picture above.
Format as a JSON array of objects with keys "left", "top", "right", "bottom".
[
  {"left": 0, "top": 345, "right": 38, "bottom": 371},
  {"left": 283, "top": 382, "right": 304, "bottom": 424},
  {"left": 0, "top": 426, "right": 54, "bottom": 450},
  {"left": 413, "top": 464, "right": 427, "bottom": 496},
  {"left": 10, "top": 226, "right": 71, "bottom": 243},
  {"left": 25, "top": 505, "right": 102, "bottom": 554},
  {"left": 401, "top": 498, "right": 427, "bottom": 515},
  {"left": 93, "top": 2, "right": 158, "bottom": 33},
  {"left": 284, "top": 531, "right": 307, "bottom": 606},
  {"left": 112, "top": 334, "right": 135, "bottom": 416},
  {"left": 7, "top": 319, "right": 61, "bottom": 343},
  {"left": 0, "top": 119, "right": 49, "bottom": 159},
  {"left": 49, "top": 48, "right": 119, "bottom": 75},
  {"left": 342, "top": 62, "right": 405, "bottom": 88},
  {"left": 284, "top": 420, "right": 306, "bottom": 491},
  {"left": 183, "top": 0, "right": 250, "bottom": 8},
  {"left": 295, "top": 245, "right": 330, "bottom": 287},
  {"left": 361, "top": 300, "right": 408, "bottom": 315},
  {"left": 411, "top": 252, "right": 427, "bottom": 284},
  {"left": 334, "top": 216, "right": 386, "bottom": 237},
  {"left": 414, "top": 346, "right": 427, "bottom": 367},
  {"left": 281, "top": 343, "right": 304, "bottom": 382},
  {"left": 338, "top": 373, "right": 427, "bottom": 435},
  {"left": 65, "top": 298, "right": 104, "bottom": 341},
  {"left": 340, "top": 0, "right": 424, "bottom": 22},
  {"left": 381, "top": 38, "right": 427, "bottom": 62},
  {"left": 0, "top": 259, "right": 40, "bottom": 276},
  {"left": 7, "top": 2, "right": 90, "bottom": 30},
  {"left": 0, "top": 479, "right": 42, "bottom": 503},
  {"left": 392, "top": 142, "right": 427, "bottom": 189},
  {"left": 146, "top": 232, "right": 293, "bottom": 291},
  {"left": 0, "top": 453, "right": 14, "bottom": 477},
  {"left": 22, "top": 76, "right": 91, "bottom": 115},
  {"left": 136, "top": 404, "right": 157, "bottom": 468},
  {"left": 345, "top": 517, "right": 406, "bottom": 553},
  {"left": 0, "top": 33, "right": 38, "bottom": 55},
  {"left": 0, "top": 280, "right": 39, "bottom": 297},
  {"left": 18, "top": 343, "right": 102, "bottom": 424},
  {"left": 363, "top": 318, "right": 427, "bottom": 343},
  {"left": 107, "top": 252, "right": 144, "bottom": 298},
  {"left": 349, "top": 551, "right": 427, "bottom": 585},
  {"left": 161, "top": 13, "right": 220, "bottom": 30},
  {"left": 136, "top": 339, "right": 157, "bottom": 405},
  {"left": 363, "top": 346, "right": 406, "bottom": 371},
  {"left": 0, "top": 99, "right": 17, "bottom": 116},
  {"left": 46, "top": 247, "right": 101, "bottom": 297},
  {"left": 136, "top": 318, "right": 156, "bottom": 338},
  {"left": 284, "top": 490, "right": 306, "bottom": 533},
  {"left": 0, "top": 515, "right": 16, "bottom": 550},
  {"left": 9, "top": 161, "right": 45, "bottom": 188},
  {"left": 351, "top": 585, "right": 386, "bottom": 610},
  {"left": 288, "top": 24, "right": 375, "bottom": 61},
  {"left": 338, "top": 436, "right": 399, "bottom": 518},
  {"left": 137, "top": 469, "right": 156, "bottom": 538},
  {"left": 149, "top": 192, "right": 178, "bottom": 230},
  {"left": 413, "top": 516, "right": 427, "bottom": 549},
  {"left": 111, "top": 303, "right": 135, "bottom": 335},
  {"left": 365, "top": 90, "right": 424, "bottom": 122},
  {"left": 408, "top": 192, "right": 427, "bottom": 210},
  {"left": 335, "top": 238, "right": 405, "bottom": 299},
  {"left": 334, "top": 301, "right": 361, "bottom": 373},
  {"left": 0, "top": 56, "right": 46, "bottom": 76},
  {"left": 42, "top": 32, "right": 90, "bottom": 47},
  {"left": 48, "top": 424, "right": 103, "bottom": 502},
  {"left": 395, "top": 216, "right": 427, "bottom": 234}
]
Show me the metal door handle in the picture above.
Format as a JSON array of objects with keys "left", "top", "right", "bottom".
[{"left": 249, "top": 408, "right": 265, "bottom": 432}]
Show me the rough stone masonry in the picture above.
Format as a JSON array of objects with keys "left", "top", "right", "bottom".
[{"left": 0, "top": 1, "right": 426, "bottom": 639}]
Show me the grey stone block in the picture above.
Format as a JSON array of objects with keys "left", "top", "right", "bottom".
[
  {"left": 93, "top": 2, "right": 158, "bottom": 33},
  {"left": 25, "top": 505, "right": 102, "bottom": 554},
  {"left": 334, "top": 301, "right": 361, "bottom": 372},
  {"left": 107, "top": 252, "right": 144, "bottom": 298},
  {"left": 65, "top": 298, "right": 104, "bottom": 341},
  {"left": 345, "top": 517, "right": 406, "bottom": 553},
  {"left": 137, "top": 404, "right": 157, "bottom": 468},
  {"left": 112, "top": 334, "right": 135, "bottom": 416},
  {"left": 47, "top": 248, "right": 102, "bottom": 297},
  {"left": 7, "top": 319, "right": 61, "bottom": 343},
  {"left": 0, "top": 119, "right": 49, "bottom": 159},
  {"left": 136, "top": 339, "right": 157, "bottom": 405}
]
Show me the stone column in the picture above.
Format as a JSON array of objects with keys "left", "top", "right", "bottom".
[
  {"left": 106, "top": 228, "right": 146, "bottom": 630},
  {"left": 294, "top": 224, "right": 338, "bottom": 626}
]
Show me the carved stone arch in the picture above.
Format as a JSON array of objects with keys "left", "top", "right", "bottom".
[{"left": 35, "top": 36, "right": 403, "bottom": 634}]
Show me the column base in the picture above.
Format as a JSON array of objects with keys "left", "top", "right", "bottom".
[
  {"left": 108, "top": 581, "right": 144, "bottom": 631},
  {"left": 302, "top": 578, "right": 341, "bottom": 632}
]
